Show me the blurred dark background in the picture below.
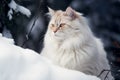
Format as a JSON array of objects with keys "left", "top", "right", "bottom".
[{"left": 0, "top": 0, "right": 120, "bottom": 79}]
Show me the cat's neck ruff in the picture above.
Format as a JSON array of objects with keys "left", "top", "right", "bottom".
[{"left": 45, "top": 31, "right": 97, "bottom": 58}]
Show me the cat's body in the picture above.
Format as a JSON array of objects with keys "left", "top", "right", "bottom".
[{"left": 41, "top": 7, "right": 114, "bottom": 80}]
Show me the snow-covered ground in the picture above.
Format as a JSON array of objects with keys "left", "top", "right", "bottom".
[{"left": 0, "top": 34, "right": 100, "bottom": 80}]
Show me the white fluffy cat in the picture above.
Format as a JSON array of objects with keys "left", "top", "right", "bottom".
[{"left": 41, "top": 7, "right": 114, "bottom": 80}]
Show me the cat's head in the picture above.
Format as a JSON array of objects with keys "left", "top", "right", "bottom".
[{"left": 47, "top": 7, "right": 91, "bottom": 41}]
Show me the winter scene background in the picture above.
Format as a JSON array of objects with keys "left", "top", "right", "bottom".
[{"left": 0, "top": 0, "right": 120, "bottom": 80}]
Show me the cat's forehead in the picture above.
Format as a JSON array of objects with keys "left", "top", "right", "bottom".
[
  {"left": 51, "top": 10, "right": 70, "bottom": 23},
  {"left": 54, "top": 10, "right": 65, "bottom": 16}
]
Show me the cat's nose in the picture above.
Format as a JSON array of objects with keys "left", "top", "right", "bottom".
[
  {"left": 53, "top": 27, "right": 59, "bottom": 33},
  {"left": 53, "top": 30, "right": 57, "bottom": 33}
]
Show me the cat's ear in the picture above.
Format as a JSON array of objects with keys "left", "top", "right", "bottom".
[
  {"left": 48, "top": 7, "right": 55, "bottom": 16},
  {"left": 65, "top": 7, "right": 77, "bottom": 20}
]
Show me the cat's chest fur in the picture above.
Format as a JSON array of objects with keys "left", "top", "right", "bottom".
[{"left": 42, "top": 34, "right": 99, "bottom": 74}]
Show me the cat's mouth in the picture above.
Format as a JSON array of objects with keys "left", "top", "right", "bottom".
[
  {"left": 53, "top": 32, "right": 61, "bottom": 37},
  {"left": 52, "top": 31, "right": 65, "bottom": 39}
]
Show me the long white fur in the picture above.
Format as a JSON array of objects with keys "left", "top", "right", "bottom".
[{"left": 41, "top": 7, "right": 114, "bottom": 80}]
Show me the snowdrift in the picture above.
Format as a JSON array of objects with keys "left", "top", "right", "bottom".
[{"left": 0, "top": 34, "right": 100, "bottom": 80}]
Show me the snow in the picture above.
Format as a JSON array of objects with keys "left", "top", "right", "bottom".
[
  {"left": 7, "top": 9, "right": 13, "bottom": 20},
  {"left": 0, "top": 34, "right": 101, "bottom": 80},
  {"left": 8, "top": 0, "right": 31, "bottom": 20},
  {"left": 0, "top": 34, "right": 14, "bottom": 44}
]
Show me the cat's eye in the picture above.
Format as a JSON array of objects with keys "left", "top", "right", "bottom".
[
  {"left": 51, "top": 24, "right": 55, "bottom": 27},
  {"left": 59, "top": 23, "right": 66, "bottom": 27}
]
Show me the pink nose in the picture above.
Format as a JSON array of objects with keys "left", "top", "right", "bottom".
[{"left": 53, "top": 27, "right": 60, "bottom": 33}]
